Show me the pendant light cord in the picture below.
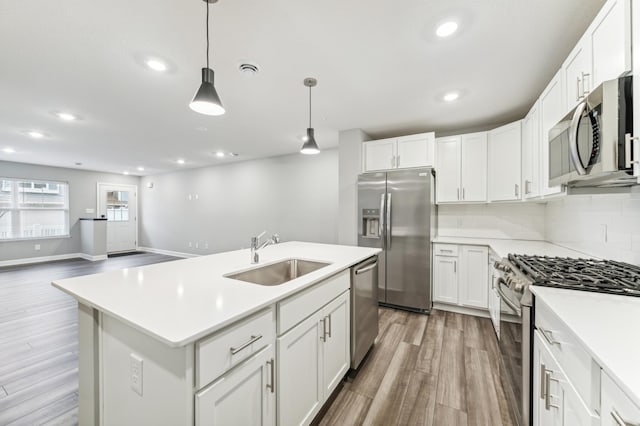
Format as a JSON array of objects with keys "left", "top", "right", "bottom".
[
  {"left": 309, "top": 86, "right": 312, "bottom": 128},
  {"left": 206, "top": 1, "right": 210, "bottom": 69}
]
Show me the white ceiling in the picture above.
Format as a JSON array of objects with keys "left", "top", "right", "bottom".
[{"left": 0, "top": 0, "right": 606, "bottom": 175}]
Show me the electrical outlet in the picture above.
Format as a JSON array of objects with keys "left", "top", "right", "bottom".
[
  {"left": 85, "top": 208, "right": 95, "bottom": 214},
  {"left": 34, "top": 244, "right": 40, "bottom": 251},
  {"left": 194, "top": 194, "right": 199, "bottom": 200},
  {"left": 188, "top": 241, "right": 192, "bottom": 248},
  {"left": 188, "top": 194, "right": 192, "bottom": 201},
  {"left": 130, "top": 353, "right": 143, "bottom": 396},
  {"left": 600, "top": 224, "right": 608, "bottom": 243},
  {"left": 195, "top": 242, "right": 199, "bottom": 249},
  {"left": 204, "top": 242, "right": 209, "bottom": 249}
]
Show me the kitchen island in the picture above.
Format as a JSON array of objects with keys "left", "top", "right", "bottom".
[{"left": 53, "top": 241, "right": 380, "bottom": 426}]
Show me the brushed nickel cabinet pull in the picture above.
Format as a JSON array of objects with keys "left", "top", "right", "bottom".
[
  {"left": 230, "top": 335, "right": 262, "bottom": 355},
  {"left": 266, "top": 359, "right": 275, "bottom": 393}
]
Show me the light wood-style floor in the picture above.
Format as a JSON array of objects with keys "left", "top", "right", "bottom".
[
  {"left": 319, "top": 308, "right": 515, "bottom": 426},
  {"left": 0, "top": 253, "right": 177, "bottom": 426}
]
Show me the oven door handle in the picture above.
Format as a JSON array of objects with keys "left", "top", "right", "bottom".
[
  {"left": 496, "top": 278, "right": 522, "bottom": 316},
  {"left": 569, "top": 101, "right": 588, "bottom": 175}
]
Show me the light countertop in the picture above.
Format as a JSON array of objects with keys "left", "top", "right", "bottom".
[
  {"left": 53, "top": 242, "right": 380, "bottom": 348},
  {"left": 432, "top": 236, "right": 593, "bottom": 259},
  {"left": 531, "top": 286, "right": 640, "bottom": 408}
]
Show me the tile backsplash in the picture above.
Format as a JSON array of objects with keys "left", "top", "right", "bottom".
[
  {"left": 438, "top": 203, "right": 546, "bottom": 240},
  {"left": 545, "top": 192, "right": 640, "bottom": 264}
]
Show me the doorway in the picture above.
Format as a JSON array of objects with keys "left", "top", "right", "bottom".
[{"left": 97, "top": 183, "right": 138, "bottom": 254}]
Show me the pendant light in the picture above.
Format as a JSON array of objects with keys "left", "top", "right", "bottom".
[
  {"left": 300, "top": 77, "right": 320, "bottom": 155},
  {"left": 189, "top": 0, "right": 225, "bottom": 116}
]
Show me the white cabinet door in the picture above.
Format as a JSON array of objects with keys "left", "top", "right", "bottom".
[
  {"left": 488, "top": 121, "right": 522, "bottom": 202},
  {"left": 321, "top": 291, "right": 350, "bottom": 397},
  {"left": 433, "top": 255, "right": 458, "bottom": 304},
  {"left": 460, "top": 132, "right": 488, "bottom": 202},
  {"left": 533, "top": 332, "right": 563, "bottom": 426},
  {"left": 363, "top": 138, "right": 397, "bottom": 172},
  {"left": 563, "top": 36, "right": 592, "bottom": 111},
  {"left": 397, "top": 133, "right": 435, "bottom": 168},
  {"left": 589, "top": 0, "right": 631, "bottom": 90},
  {"left": 277, "top": 311, "right": 323, "bottom": 426},
  {"left": 196, "top": 345, "right": 275, "bottom": 426},
  {"left": 601, "top": 370, "right": 640, "bottom": 426},
  {"left": 539, "top": 70, "right": 566, "bottom": 197},
  {"left": 522, "top": 102, "right": 541, "bottom": 199},
  {"left": 435, "top": 136, "right": 461, "bottom": 203},
  {"left": 459, "top": 246, "right": 488, "bottom": 309}
]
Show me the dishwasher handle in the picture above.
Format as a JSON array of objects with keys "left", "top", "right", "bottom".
[{"left": 355, "top": 261, "right": 378, "bottom": 275}]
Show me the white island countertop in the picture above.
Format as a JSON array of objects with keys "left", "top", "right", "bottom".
[
  {"left": 432, "top": 236, "right": 592, "bottom": 259},
  {"left": 53, "top": 242, "right": 380, "bottom": 348},
  {"left": 531, "top": 286, "right": 640, "bottom": 408}
]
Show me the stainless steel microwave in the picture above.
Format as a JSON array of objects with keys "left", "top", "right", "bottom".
[{"left": 548, "top": 75, "right": 637, "bottom": 187}]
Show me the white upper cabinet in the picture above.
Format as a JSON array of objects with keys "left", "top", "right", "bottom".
[
  {"left": 539, "top": 70, "right": 566, "bottom": 197},
  {"left": 362, "top": 132, "right": 434, "bottom": 172},
  {"left": 563, "top": 0, "right": 631, "bottom": 111},
  {"left": 488, "top": 121, "right": 522, "bottom": 202},
  {"left": 435, "top": 133, "right": 487, "bottom": 204},
  {"left": 363, "top": 138, "right": 396, "bottom": 172},
  {"left": 435, "top": 136, "right": 461, "bottom": 203},
  {"left": 522, "top": 101, "right": 541, "bottom": 199}
]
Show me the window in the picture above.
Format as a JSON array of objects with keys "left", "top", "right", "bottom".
[
  {"left": 106, "top": 191, "right": 129, "bottom": 222},
  {"left": 0, "top": 178, "right": 69, "bottom": 240}
]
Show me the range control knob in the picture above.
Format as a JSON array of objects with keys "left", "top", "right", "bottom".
[{"left": 513, "top": 281, "right": 525, "bottom": 293}]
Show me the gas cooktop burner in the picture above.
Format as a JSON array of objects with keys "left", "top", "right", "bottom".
[{"left": 507, "top": 254, "right": 640, "bottom": 297}]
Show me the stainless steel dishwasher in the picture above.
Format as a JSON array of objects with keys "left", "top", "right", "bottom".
[{"left": 350, "top": 256, "right": 379, "bottom": 369}]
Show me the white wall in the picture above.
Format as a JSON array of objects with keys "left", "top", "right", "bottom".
[
  {"left": 438, "top": 203, "right": 546, "bottom": 240},
  {"left": 545, "top": 191, "right": 640, "bottom": 264},
  {"left": 139, "top": 150, "right": 339, "bottom": 255}
]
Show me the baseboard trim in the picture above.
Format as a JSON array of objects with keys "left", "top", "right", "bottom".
[
  {"left": 433, "top": 302, "right": 490, "bottom": 319},
  {"left": 0, "top": 253, "right": 83, "bottom": 268},
  {"left": 138, "top": 246, "right": 199, "bottom": 258},
  {"left": 78, "top": 253, "right": 108, "bottom": 262}
]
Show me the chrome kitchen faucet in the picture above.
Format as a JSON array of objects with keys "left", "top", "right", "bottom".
[{"left": 250, "top": 231, "right": 280, "bottom": 264}]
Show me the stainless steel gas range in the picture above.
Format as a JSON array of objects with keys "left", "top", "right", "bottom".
[{"left": 493, "top": 254, "right": 640, "bottom": 426}]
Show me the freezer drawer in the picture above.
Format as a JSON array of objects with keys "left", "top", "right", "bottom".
[{"left": 350, "top": 256, "right": 379, "bottom": 369}]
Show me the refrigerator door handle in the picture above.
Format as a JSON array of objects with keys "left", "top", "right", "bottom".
[
  {"left": 386, "top": 193, "right": 392, "bottom": 250},
  {"left": 379, "top": 194, "right": 385, "bottom": 249}
]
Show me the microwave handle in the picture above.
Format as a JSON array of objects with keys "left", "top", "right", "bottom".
[{"left": 569, "top": 101, "right": 588, "bottom": 175}]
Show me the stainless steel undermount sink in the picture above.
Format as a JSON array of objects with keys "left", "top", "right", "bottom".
[{"left": 225, "top": 259, "right": 331, "bottom": 286}]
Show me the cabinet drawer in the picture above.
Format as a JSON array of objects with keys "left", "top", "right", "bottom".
[
  {"left": 277, "top": 270, "right": 349, "bottom": 335},
  {"left": 433, "top": 243, "right": 459, "bottom": 257},
  {"left": 535, "top": 299, "right": 600, "bottom": 410},
  {"left": 601, "top": 370, "right": 640, "bottom": 426},
  {"left": 196, "top": 307, "right": 275, "bottom": 389}
]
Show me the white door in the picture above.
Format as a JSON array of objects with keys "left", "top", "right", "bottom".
[
  {"left": 321, "top": 292, "right": 350, "bottom": 397},
  {"left": 363, "top": 138, "right": 397, "bottom": 172},
  {"left": 488, "top": 121, "right": 522, "bottom": 202},
  {"left": 195, "top": 345, "right": 275, "bottom": 426},
  {"left": 433, "top": 255, "right": 458, "bottom": 304},
  {"left": 396, "top": 133, "right": 434, "bottom": 168},
  {"left": 459, "top": 246, "right": 489, "bottom": 309},
  {"left": 563, "top": 36, "right": 592, "bottom": 111},
  {"left": 590, "top": 0, "right": 631, "bottom": 90},
  {"left": 539, "top": 71, "right": 566, "bottom": 197},
  {"left": 98, "top": 183, "right": 137, "bottom": 253},
  {"left": 460, "top": 132, "right": 488, "bottom": 202},
  {"left": 277, "top": 310, "right": 323, "bottom": 426},
  {"left": 435, "top": 136, "right": 461, "bottom": 203},
  {"left": 522, "top": 102, "right": 541, "bottom": 199}
]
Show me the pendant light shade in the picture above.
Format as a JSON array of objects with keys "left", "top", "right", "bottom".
[
  {"left": 301, "top": 77, "right": 320, "bottom": 155},
  {"left": 300, "top": 128, "right": 320, "bottom": 155},
  {"left": 190, "top": 68, "right": 225, "bottom": 116},
  {"left": 190, "top": 0, "right": 225, "bottom": 116}
]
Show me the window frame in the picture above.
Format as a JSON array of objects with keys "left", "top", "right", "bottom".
[{"left": 0, "top": 177, "right": 71, "bottom": 242}]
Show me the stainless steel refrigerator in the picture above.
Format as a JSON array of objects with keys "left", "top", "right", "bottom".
[{"left": 357, "top": 168, "right": 436, "bottom": 312}]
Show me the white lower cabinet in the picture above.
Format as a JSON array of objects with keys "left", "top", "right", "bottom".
[
  {"left": 277, "top": 290, "right": 350, "bottom": 426},
  {"left": 432, "top": 244, "right": 488, "bottom": 310},
  {"left": 196, "top": 345, "right": 276, "bottom": 426},
  {"left": 601, "top": 370, "right": 640, "bottom": 426}
]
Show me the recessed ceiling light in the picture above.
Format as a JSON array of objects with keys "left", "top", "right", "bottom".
[
  {"left": 137, "top": 166, "right": 145, "bottom": 171},
  {"left": 28, "top": 131, "right": 44, "bottom": 139},
  {"left": 56, "top": 112, "right": 76, "bottom": 121},
  {"left": 146, "top": 59, "right": 168, "bottom": 72},
  {"left": 177, "top": 158, "right": 185, "bottom": 165},
  {"left": 436, "top": 21, "right": 459, "bottom": 38},
  {"left": 2, "top": 147, "right": 15, "bottom": 154},
  {"left": 123, "top": 171, "right": 130, "bottom": 175},
  {"left": 215, "top": 151, "right": 225, "bottom": 158},
  {"left": 443, "top": 92, "right": 460, "bottom": 102}
]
